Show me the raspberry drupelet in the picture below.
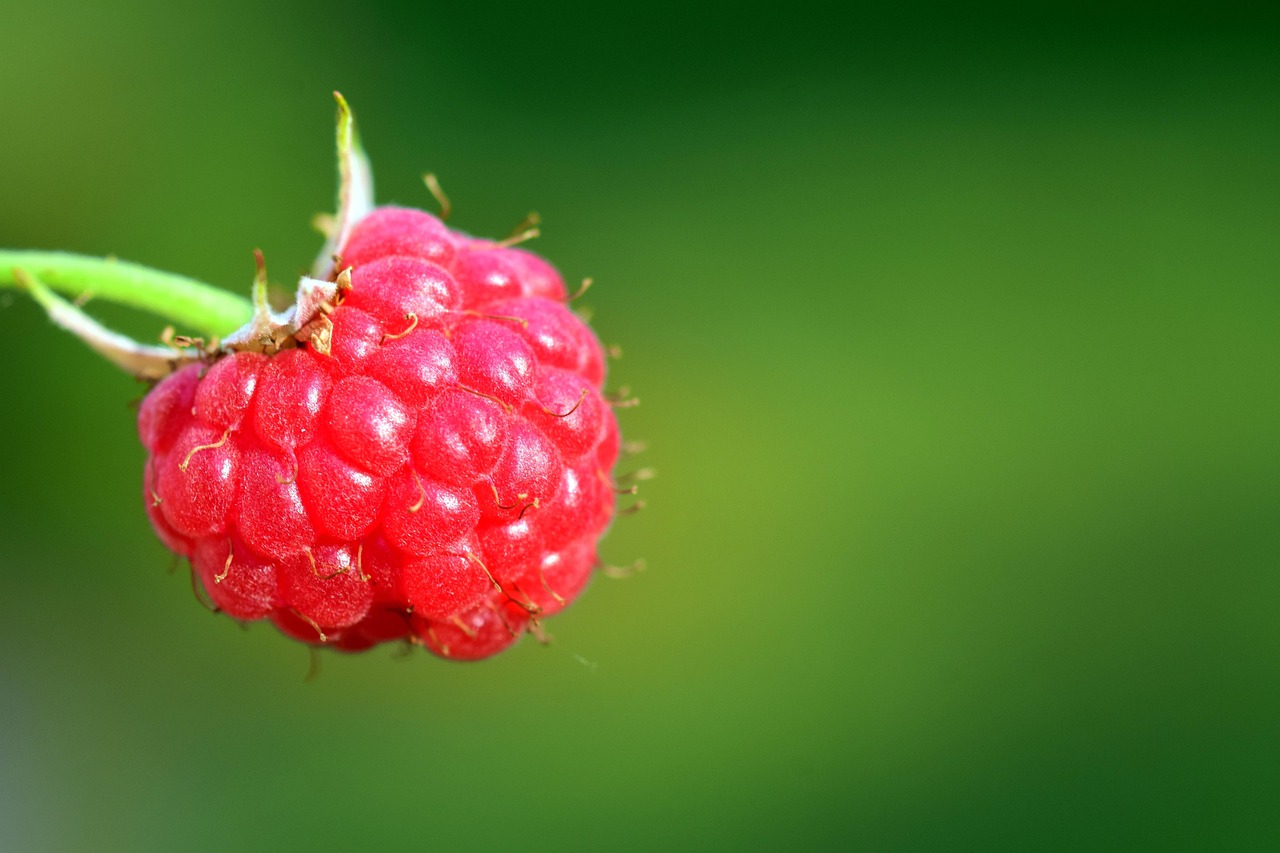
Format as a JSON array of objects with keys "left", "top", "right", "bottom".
[{"left": 140, "top": 206, "right": 620, "bottom": 660}]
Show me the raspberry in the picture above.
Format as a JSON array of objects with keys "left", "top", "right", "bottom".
[
  {"left": 138, "top": 205, "right": 623, "bottom": 660},
  {"left": 2, "top": 94, "right": 636, "bottom": 661}
]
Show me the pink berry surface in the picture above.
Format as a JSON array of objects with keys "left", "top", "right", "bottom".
[{"left": 139, "top": 206, "right": 620, "bottom": 660}]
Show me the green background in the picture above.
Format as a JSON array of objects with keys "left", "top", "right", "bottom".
[{"left": 1, "top": 2, "right": 1277, "bottom": 849}]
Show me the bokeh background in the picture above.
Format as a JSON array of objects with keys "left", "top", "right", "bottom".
[{"left": 1, "top": 1, "right": 1277, "bottom": 849}]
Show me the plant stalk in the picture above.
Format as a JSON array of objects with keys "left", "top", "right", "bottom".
[{"left": 0, "top": 250, "right": 253, "bottom": 338}]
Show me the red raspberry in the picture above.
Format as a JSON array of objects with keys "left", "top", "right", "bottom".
[{"left": 140, "top": 205, "right": 622, "bottom": 660}]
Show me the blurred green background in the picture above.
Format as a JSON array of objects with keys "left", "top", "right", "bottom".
[{"left": 1, "top": 1, "right": 1277, "bottom": 849}]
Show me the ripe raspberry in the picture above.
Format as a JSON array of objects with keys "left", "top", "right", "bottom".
[
  {"left": 139, "top": 205, "right": 623, "bottom": 660},
  {"left": 1, "top": 95, "right": 634, "bottom": 661}
]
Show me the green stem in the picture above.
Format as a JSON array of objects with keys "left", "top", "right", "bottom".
[{"left": 0, "top": 250, "right": 253, "bottom": 338}]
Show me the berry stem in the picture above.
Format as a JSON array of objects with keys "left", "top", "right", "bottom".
[{"left": 0, "top": 250, "right": 253, "bottom": 338}]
